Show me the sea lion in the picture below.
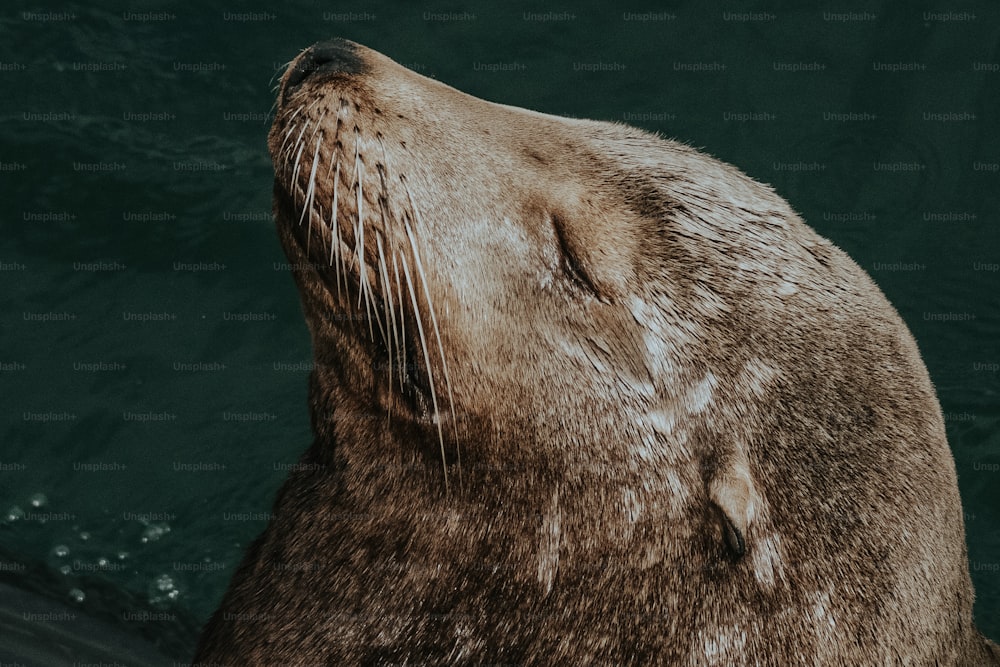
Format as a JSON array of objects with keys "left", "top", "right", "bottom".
[{"left": 194, "top": 39, "right": 999, "bottom": 666}]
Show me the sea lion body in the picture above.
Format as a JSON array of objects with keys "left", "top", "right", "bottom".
[{"left": 194, "top": 40, "right": 999, "bottom": 665}]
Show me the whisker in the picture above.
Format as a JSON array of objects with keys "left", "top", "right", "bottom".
[
  {"left": 284, "top": 104, "right": 307, "bottom": 127},
  {"left": 282, "top": 101, "right": 321, "bottom": 175},
  {"left": 400, "top": 253, "right": 449, "bottom": 496},
  {"left": 309, "top": 110, "right": 328, "bottom": 142},
  {"left": 269, "top": 58, "right": 294, "bottom": 89},
  {"left": 402, "top": 181, "right": 461, "bottom": 480},
  {"left": 375, "top": 232, "right": 395, "bottom": 400},
  {"left": 325, "top": 143, "right": 337, "bottom": 180},
  {"left": 329, "top": 160, "right": 342, "bottom": 295},
  {"left": 353, "top": 133, "right": 377, "bottom": 343},
  {"left": 404, "top": 217, "right": 461, "bottom": 492},
  {"left": 290, "top": 115, "right": 311, "bottom": 151},
  {"left": 290, "top": 138, "right": 306, "bottom": 209},
  {"left": 373, "top": 181, "right": 393, "bottom": 326},
  {"left": 366, "top": 231, "right": 388, "bottom": 347},
  {"left": 375, "top": 134, "right": 406, "bottom": 391},
  {"left": 278, "top": 123, "right": 297, "bottom": 158},
  {"left": 301, "top": 133, "right": 323, "bottom": 254},
  {"left": 392, "top": 253, "right": 407, "bottom": 391}
]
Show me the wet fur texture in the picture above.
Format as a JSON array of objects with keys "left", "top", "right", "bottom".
[{"left": 194, "top": 40, "right": 999, "bottom": 666}]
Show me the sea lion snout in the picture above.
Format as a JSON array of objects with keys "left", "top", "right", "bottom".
[{"left": 282, "top": 38, "right": 365, "bottom": 103}]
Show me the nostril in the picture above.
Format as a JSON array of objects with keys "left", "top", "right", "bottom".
[{"left": 284, "top": 38, "right": 364, "bottom": 97}]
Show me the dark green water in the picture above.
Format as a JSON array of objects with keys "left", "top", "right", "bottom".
[{"left": 1, "top": 0, "right": 997, "bottom": 660}]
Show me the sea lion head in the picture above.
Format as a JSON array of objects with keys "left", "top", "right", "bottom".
[{"left": 268, "top": 39, "right": 800, "bottom": 505}]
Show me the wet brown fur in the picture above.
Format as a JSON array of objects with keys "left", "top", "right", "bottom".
[{"left": 194, "top": 40, "right": 999, "bottom": 666}]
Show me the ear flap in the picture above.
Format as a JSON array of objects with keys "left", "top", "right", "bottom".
[{"left": 708, "top": 448, "right": 755, "bottom": 560}]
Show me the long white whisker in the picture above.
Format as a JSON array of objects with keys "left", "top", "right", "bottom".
[
  {"left": 309, "top": 110, "right": 327, "bottom": 142},
  {"left": 329, "top": 161, "right": 342, "bottom": 297},
  {"left": 284, "top": 104, "right": 306, "bottom": 127},
  {"left": 290, "top": 141, "right": 306, "bottom": 209},
  {"left": 284, "top": 102, "right": 320, "bottom": 174},
  {"left": 291, "top": 119, "right": 310, "bottom": 160},
  {"left": 279, "top": 123, "right": 298, "bottom": 158},
  {"left": 354, "top": 132, "right": 365, "bottom": 302},
  {"left": 301, "top": 133, "right": 323, "bottom": 253},
  {"left": 375, "top": 232, "right": 395, "bottom": 399},
  {"left": 365, "top": 231, "right": 387, "bottom": 348},
  {"left": 375, "top": 135, "right": 406, "bottom": 392},
  {"left": 393, "top": 253, "right": 406, "bottom": 391},
  {"left": 403, "top": 217, "right": 461, "bottom": 491},
  {"left": 325, "top": 141, "right": 337, "bottom": 179},
  {"left": 353, "top": 132, "right": 378, "bottom": 344},
  {"left": 285, "top": 101, "right": 319, "bottom": 161},
  {"left": 400, "top": 253, "right": 449, "bottom": 496}
]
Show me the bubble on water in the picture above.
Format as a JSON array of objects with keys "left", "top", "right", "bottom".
[
  {"left": 68, "top": 588, "right": 86, "bottom": 603},
  {"left": 5, "top": 506, "right": 24, "bottom": 522},
  {"left": 148, "top": 573, "right": 180, "bottom": 606},
  {"left": 78, "top": 531, "right": 91, "bottom": 541},
  {"left": 58, "top": 564, "right": 71, "bottom": 575},
  {"left": 117, "top": 551, "right": 129, "bottom": 561},
  {"left": 140, "top": 523, "right": 170, "bottom": 544},
  {"left": 29, "top": 493, "right": 48, "bottom": 508},
  {"left": 52, "top": 544, "right": 70, "bottom": 558},
  {"left": 96, "top": 557, "right": 110, "bottom": 568}
]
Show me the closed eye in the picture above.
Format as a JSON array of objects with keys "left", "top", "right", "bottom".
[{"left": 550, "top": 213, "right": 603, "bottom": 300}]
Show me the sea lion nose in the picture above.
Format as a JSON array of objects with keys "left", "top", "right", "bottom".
[{"left": 283, "top": 38, "right": 363, "bottom": 99}]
